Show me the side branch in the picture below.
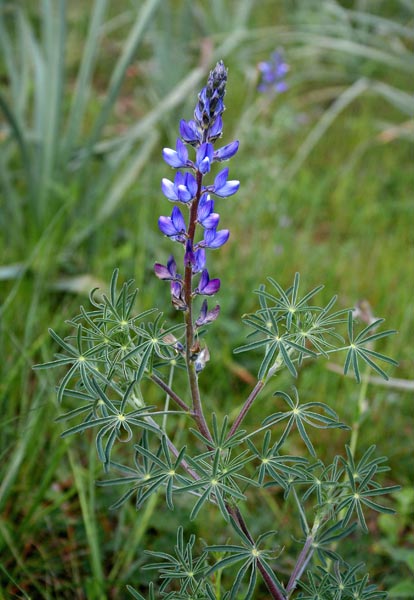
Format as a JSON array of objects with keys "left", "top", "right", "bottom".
[
  {"left": 150, "top": 372, "right": 191, "bottom": 413},
  {"left": 227, "top": 380, "right": 265, "bottom": 439}
]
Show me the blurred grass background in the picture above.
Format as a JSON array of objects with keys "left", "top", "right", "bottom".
[{"left": 0, "top": 0, "right": 413, "bottom": 598}]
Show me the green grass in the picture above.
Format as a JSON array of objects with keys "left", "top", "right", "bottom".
[{"left": 1, "top": 0, "right": 413, "bottom": 598}]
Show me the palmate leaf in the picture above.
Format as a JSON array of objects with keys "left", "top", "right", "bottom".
[
  {"left": 263, "top": 389, "right": 349, "bottom": 457},
  {"left": 344, "top": 311, "right": 398, "bottom": 382},
  {"left": 337, "top": 445, "right": 401, "bottom": 532},
  {"left": 143, "top": 527, "right": 209, "bottom": 597},
  {"left": 206, "top": 518, "right": 283, "bottom": 600},
  {"left": 60, "top": 379, "right": 161, "bottom": 470}
]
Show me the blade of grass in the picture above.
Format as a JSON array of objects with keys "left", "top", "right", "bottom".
[{"left": 67, "top": 444, "right": 105, "bottom": 593}]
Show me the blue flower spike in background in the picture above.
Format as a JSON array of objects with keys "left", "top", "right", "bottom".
[{"left": 258, "top": 50, "right": 289, "bottom": 94}]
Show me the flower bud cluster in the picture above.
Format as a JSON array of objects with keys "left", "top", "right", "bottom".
[{"left": 154, "top": 61, "right": 240, "bottom": 329}]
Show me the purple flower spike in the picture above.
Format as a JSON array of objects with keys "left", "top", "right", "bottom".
[
  {"left": 162, "top": 138, "right": 190, "bottom": 168},
  {"left": 195, "top": 269, "right": 220, "bottom": 296},
  {"left": 213, "top": 168, "right": 240, "bottom": 197},
  {"left": 195, "top": 299, "right": 220, "bottom": 327},
  {"left": 197, "top": 195, "right": 220, "bottom": 230},
  {"left": 162, "top": 171, "right": 198, "bottom": 203},
  {"left": 258, "top": 50, "right": 289, "bottom": 94},
  {"left": 158, "top": 206, "right": 186, "bottom": 241},
  {"left": 202, "top": 227, "right": 230, "bottom": 249},
  {"left": 195, "top": 143, "right": 214, "bottom": 174},
  {"left": 154, "top": 255, "right": 178, "bottom": 280},
  {"left": 193, "top": 248, "right": 206, "bottom": 273},
  {"left": 179, "top": 119, "right": 202, "bottom": 147},
  {"left": 214, "top": 141, "right": 239, "bottom": 162}
]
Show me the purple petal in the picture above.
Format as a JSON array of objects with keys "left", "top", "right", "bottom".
[
  {"left": 158, "top": 216, "right": 177, "bottom": 237},
  {"left": 214, "top": 168, "right": 229, "bottom": 190},
  {"left": 195, "top": 300, "right": 221, "bottom": 327},
  {"left": 193, "top": 248, "right": 206, "bottom": 273},
  {"left": 214, "top": 140, "right": 239, "bottom": 161},
  {"left": 179, "top": 119, "right": 201, "bottom": 145},
  {"left": 196, "top": 143, "right": 214, "bottom": 174},
  {"left": 171, "top": 206, "right": 186, "bottom": 231},
  {"left": 202, "top": 278, "right": 221, "bottom": 296},
  {"left": 214, "top": 180, "right": 240, "bottom": 197},
  {"left": 204, "top": 228, "right": 230, "bottom": 249},
  {"left": 185, "top": 172, "right": 198, "bottom": 198},
  {"left": 201, "top": 213, "right": 220, "bottom": 229},
  {"left": 154, "top": 263, "right": 173, "bottom": 280},
  {"left": 162, "top": 147, "right": 185, "bottom": 168},
  {"left": 161, "top": 178, "right": 178, "bottom": 201},
  {"left": 197, "top": 196, "right": 214, "bottom": 221},
  {"left": 208, "top": 116, "right": 223, "bottom": 141}
]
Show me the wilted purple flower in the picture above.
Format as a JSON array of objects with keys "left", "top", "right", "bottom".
[
  {"left": 162, "top": 138, "right": 190, "bottom": 168},
  {"left": 158, "top": 206, "right": 186, "bottom": 242},
  {"left": 195, "top": 347, "right": 210, "bottom": 373},
  {"left": 201, "top": 227, "right": 230, "bottom": 249},
  {"left": 211, "top": 168, "right": 240, "bottom": 197},
  {"left": 197, "top": 195, "right": 220, "bottom": 230},
  {"left": 195, "top": 299, "right": 220, "bottom": 328},
  {"left": 184, "top": 239, "right": 195, "bottom": 268},
  {"left": 171, "top": 280, "right": 187, "bottom": 310},
  {"left": 258, "top": 50, "right": 289, "bottom": 94},
  {"left": 154, "top": 255, "right": 179, "bottom": 280},
  {"left": 162, "top": 171, "right": 198, "bottom": 203},
  {"left": 195, "top": 143, "right": 214, "bottom": 174},
  {"left": 195, "top": 269, "right": 221, "bottom": 296}
]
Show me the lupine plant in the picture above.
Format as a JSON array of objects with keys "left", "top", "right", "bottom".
[{"left": 35, "top": 62, "right": 400, "bottom": 599}]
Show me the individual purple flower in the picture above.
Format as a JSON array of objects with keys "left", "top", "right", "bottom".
[
  {"left": 162, "top": 138, "right": 190, "bottom": 168},
  {"left": 214, "top": 141, "right": 239, "bottom": 162},
  {"left": 154, "top": 255, "right": 179, "bottom": 280},
  {"left": 158, "top": 206, "right": 186, "bottom": 242},
  {"left": 162, "top": 171, "right": 198, "bottom": 203},
  {"left": 179, "top": 119, "right": 202, "bottom": 147},
  {"left": 192, "top": 248, "right": 206, "bottom": 274},
  {"left": 197, "top": 195, "right": 220, "bottom": 230},
  {"left": 202, "top": 227, "right": 230, "bottom": 249},
  {"left": 195, "top": 269, "right": 220, "bottom": 296},
  {"left": 195, "top": 143, "right": 214, "bottom": 174},
  {"left": 195, "top": 299, "right": 220, "bottom": 328},
  {"left": 211, "top": 168, "right": 239, "bottom": 198},
  {"left": 258, "top": 50, "right": 289, "bottom": 94}
]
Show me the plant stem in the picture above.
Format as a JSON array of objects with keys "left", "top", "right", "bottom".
[
  {"left": 227, "top": 379, "right": 265, "bottom": 439},
  {"left": 183, "top": 170, "right": 213, "bottom": 443},
  {"left": 285, "top": 534, "right": 314, "bottom": 596},
  {"left": 150, "top": 372, "right": 191, "bottom": 414}
]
